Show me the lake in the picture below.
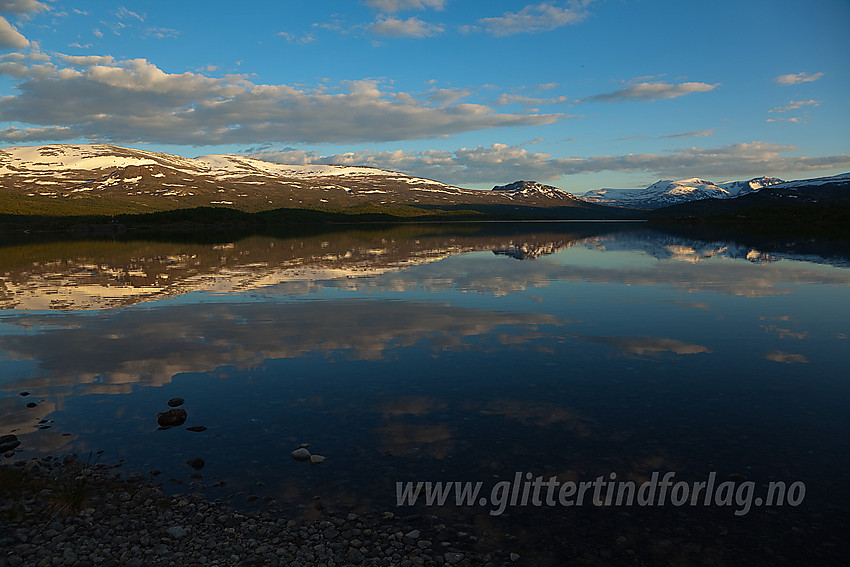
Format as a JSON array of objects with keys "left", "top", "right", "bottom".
[{"left": 1, "top": 222, "right": 848, "bottom": 565}]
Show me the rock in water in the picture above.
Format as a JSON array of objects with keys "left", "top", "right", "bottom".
[
  {"left": 156, "top": 408, "right": 187, "bottom": 427},
  {"left": 186, "top": 458, "right": 205, "bottom": 470},
  {"left": 185, "top": 426, "right": 207, "bottom": 432},
  {"left": 291, "top": 448, "right": 311, "bottom": 462},
  {"left": 167, "top": 398, "right": 185, "bottom": 408},
  {"left": 309, "top": 455, "right": 326, "bottom": 465},
  {"left": 0, "top": 434, "right": 21, "bottom": 453}
]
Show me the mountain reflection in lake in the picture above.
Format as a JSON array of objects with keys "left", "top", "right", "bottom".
[{"left": 1, "top": 222, "right": 848, "bottom": 566}]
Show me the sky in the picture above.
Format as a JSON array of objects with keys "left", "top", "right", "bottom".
[{"left": 0, "top": 0, "right": 848, "bottom": 193}]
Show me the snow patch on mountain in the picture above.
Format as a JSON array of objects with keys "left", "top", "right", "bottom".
[
  {"left": 0, "top": 144, "right": 204, "bottom": 174},
  {"left": 194, "top": 154, "right": 385, "bottom": 179}
]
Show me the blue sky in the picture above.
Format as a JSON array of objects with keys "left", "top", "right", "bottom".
[{"left": 1, "top": 0, "right": 848, "bottom": 192}]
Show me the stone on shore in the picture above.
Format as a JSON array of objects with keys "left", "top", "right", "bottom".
[
  {"left": 291, "top": 448, "right": 311, "bottom": 462},
  {"left": 0, "top": 434, "right": 20, "bottom": 453},
  {"left": 156, "top": 408, "right": 187, "bottom": 428},
  {"left": 166, "top": 526, "right": 187, "bottom": 539},
  {"left": 0, "top": 454, "right": 503, "bottom": 567}
]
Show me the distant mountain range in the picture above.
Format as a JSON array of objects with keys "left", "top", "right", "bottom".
[
  {"left": 0, "top": 144, "right": 847, "bottom": 221},
  {"left": 0, "top": 144, "right": 615, "bottom": 218},
  {"left": 578, "top": 176, "right": 828, "bottom": 209}
]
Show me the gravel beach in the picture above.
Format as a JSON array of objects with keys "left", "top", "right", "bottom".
[{"left": 0, "top": 455, "right": 515, "bottom": 567}]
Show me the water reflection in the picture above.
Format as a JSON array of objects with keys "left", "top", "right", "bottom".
[
  {"left": 581, "top": 335, "right": 712, "bottom": 357},
  {"left": 1, "top": 223, "right": 848, "bottom": 566},
  {"left": 3, "top": 224, "right": 849, "bottom": 310},
  {"left": 0, "top": 300, "right": 567, "bottom": 397}
]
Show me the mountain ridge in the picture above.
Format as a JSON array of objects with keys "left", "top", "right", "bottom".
[
  {"left": 0, "top": 144, "right": 620, "bottom": 218},
  {"left": 579, "top": 176, "right": 791, "bottom": 209},
  {"left": 491, "top": 180, "right": 579, "bottom": 201},
  {"left": 1, "top": 144, "right": 847, "bottom": 221}
]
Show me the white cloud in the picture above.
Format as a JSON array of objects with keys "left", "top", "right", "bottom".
[
  {"left": 113, "top": 6, "right": 144, "bottom": 22},
  {"left": 0, "top": 0, "right": 48, "bottom": 15},
  {"left": 363, "top": 0, "right": 446, "bottom": 12},
  {"left": 0, "top": 54, "right": 561, "bottom": 145},
  {"left": 775, "top": 72, "right": 824, "bottom": 85},
  {"left": 144, "top": 27, "right": 179, "bottom": 39},
  {"left": 766, "top": 117, "right": 803, "bottom": 124},
  {"left": 585, "top": 81, "right": 719, "bottom": 103},
  {"left": 247, "top": 141, "right": 850, "bottom": 187},
  {"left": 59, "top": 54, "right": 116, "bottom": 66},
  {"left": 474, "top": 1, "right": 591, "bottom": 36},
  {"left": 0, "top": 15, "right": 28, "bottom": 47},
  {"left": 277, "top": 31, "right": 316, "bottom": 45},
  {"left": 370, "top": 16, "right": 444, "bottom": 38},
  {"left": 495, "top": 93, "right": 570, "bottom": 107},
  {"left": 0, "top": 0, "right": 45, "bottom": 49},
  {"left": 0, "top": 125, "right": 75, "bottom": 141},
  {"left": 426, "top": 87, "right": 472, "bottom": 106},
  {"left": 768, "top": 99, "right": 820, "bottom": 113},
  {"left": 660, "top": 129, "right": 714, "bottom": 139},
  {"left": 535, "top": 82, "right": 559, "bottom": 90}
]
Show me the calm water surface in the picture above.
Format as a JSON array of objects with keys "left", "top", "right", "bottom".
[{"left": 1, "top": 223, "right": 848, "bottom": 565}]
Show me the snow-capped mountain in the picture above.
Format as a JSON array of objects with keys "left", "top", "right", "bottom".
[
  {"left": 769, "top": 172, "right": 850, "bottom": 189},
  {"left": 718, "top": 176, "right": 784, "bottom": 196},
  {"left": 580, "top": 178, "right": 731, "bottom": 209},
  {"left": 491, "top": 180, "right": 578, "bottom": 201},
  {"left": 0, "top": 144, "right": 609, "bottom": 216},
  {"left": 579, "top": 176, "right": 797, "bottom": 209},
  {"left": 3, "top": 144, "right": 843, "bottom": 217}
]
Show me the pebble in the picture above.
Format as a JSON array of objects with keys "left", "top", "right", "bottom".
[
  {"left": 166, "top": 526, "right": 187, "bottom": 539},
  {"left": 1, "top": 454, "right": 502, "bottom": 567},
  {"left": 291, "top": 448, "right": 311, "bottom": 462},
  {"left": 346, "top": 548, "right": 365, "bottom": 564},
  {"left": 0, "top": 434, "right": 21, "bottom": 453},
  {"left": 156, "top": 408, "right": 187, "bottom": 427}
]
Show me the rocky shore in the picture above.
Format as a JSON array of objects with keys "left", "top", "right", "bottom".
[{"left": 1, "top": 455, "right": 515, "bottom": 567}]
